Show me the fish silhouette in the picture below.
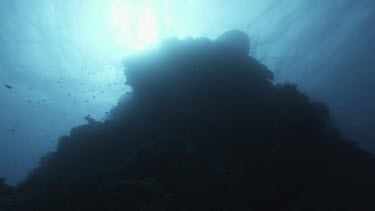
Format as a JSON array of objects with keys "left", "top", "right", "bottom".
[{"left": 4, "top": 84, "right": 13, "bottom": 89}]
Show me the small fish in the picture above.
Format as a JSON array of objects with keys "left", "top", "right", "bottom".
[
  {"left": 13, "top": 121, "right": 22, "bottom": 128},
  {"left": 27, "top": 101, "right": 32, "bottom": 103},
  {"left": 85, "top": 100, "right": 89, "bottom": 102},
  {"left": 92, "top": 96, "right": 95, "bottom": 98},
  {"left": 4, "top": 84, "right": 12, "bottom": 89},
  {"left": 68, "top": 93, "right": 71, "bottom": 96}
]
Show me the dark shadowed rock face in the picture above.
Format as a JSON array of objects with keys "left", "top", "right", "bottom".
[
  {"left": 4, "top": 31, "right": 375, "bottom": 211},
  {"left": 0, "top": 178, "right": 14, "bottom": 210},
  {"left": 216, "top": 29, "right": 251, "bottom": 56}
]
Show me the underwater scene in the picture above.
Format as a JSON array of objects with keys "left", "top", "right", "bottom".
[{"left": 1, "top": 0, "right": 375, "bottom": 210}]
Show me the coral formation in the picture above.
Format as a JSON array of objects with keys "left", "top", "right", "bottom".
[{"left": 2, "top": 31, "right": 375, "bottom": 211}]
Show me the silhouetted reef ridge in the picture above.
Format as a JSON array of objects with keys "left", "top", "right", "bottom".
[{"left": 2, "top": 30, "right": 375, "bottom": 210}]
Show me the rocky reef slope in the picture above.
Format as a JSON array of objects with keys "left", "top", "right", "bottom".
[{"left": 2, "top": 30, "right": 375, "bottom": 211}]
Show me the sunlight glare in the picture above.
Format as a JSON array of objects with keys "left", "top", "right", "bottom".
[{"left": 110, "top": 1, "right": 160, "bottom": 50}]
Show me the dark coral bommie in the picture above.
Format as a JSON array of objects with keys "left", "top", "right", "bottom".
[{"left": 5, "top": 31, "right": 375, "bottom": 211}]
